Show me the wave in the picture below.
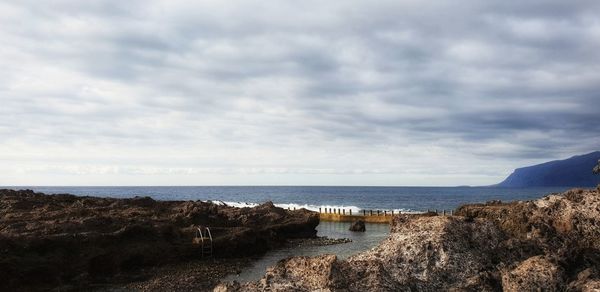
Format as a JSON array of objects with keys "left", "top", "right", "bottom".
[
  {"left": 216, "top": 201, "right": 259, "bottom": 208},
  {"left": 213, "top": 201, "right": 420, "bottom": 214},
  {"left": 276, "top": 203, "right": 361, "bottom": 213}
]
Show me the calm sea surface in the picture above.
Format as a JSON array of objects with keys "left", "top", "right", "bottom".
[{"left": 7, "top": 186, "right": 571, "bottom": 212}]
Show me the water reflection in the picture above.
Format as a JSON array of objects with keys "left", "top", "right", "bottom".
[{"left": 224, "top": 221, "right": 390, "bottom": 283}]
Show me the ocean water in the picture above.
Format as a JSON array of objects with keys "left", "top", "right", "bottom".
[{"left": 8, "top": 186, "right": 572, "bottom": 212}]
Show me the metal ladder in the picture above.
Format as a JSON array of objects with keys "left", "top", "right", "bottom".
[{"left": 194, "top": 226, "right": 213, "bottom": 258}]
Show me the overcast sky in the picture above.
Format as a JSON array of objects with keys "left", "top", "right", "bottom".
[{"left": 1, "top": 0, "right": 599, "bottom": 186}]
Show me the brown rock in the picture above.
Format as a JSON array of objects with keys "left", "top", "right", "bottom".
[
  {"left": 501, "top": 256, "right": 564, "bottom": 292},
  {"left": 217, "top": 215, "right": 505, "bottom": 291},
  {"left": 349, "top": 220, "right": 366, "bottom": 232},
  {"left": 0, "top": 189, "right": 319, "bottom": 291}
]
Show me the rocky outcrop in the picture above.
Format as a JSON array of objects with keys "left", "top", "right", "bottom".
[
  {"left": 0, "top": 189, "right": 319, "bottom": 291},
  {"left": 217, "top": 187, "right": 600, "bottom": 291},
  {"left": 217, "top": 215, "right": 507, "bottom": 291},
  {"left": 349, "top": 220, "right": 365, "bottom": 232},
  {"left": 455, "top": 188, "right": 600, "bottom": 253}
]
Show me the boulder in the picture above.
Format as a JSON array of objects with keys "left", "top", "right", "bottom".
[{"left": 349, "top": 220, "right": 366, "bottom": 232}]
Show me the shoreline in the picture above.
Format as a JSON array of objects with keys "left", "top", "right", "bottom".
[{"left": 4, "top": 187, "right": 598, "bottom": 291}]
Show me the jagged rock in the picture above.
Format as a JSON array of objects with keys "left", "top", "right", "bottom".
[
  {"left": 216, "top": 215, "right": 506, "bottom": 291},
  {"left": 349, "top": 220, "right": 366, "bottom": 232},
  {"left": 0, "top": 189, "right": 319, "bottom": 291},
  {"left": 455, "top": 188, "right": 600, "bottom": 252}
]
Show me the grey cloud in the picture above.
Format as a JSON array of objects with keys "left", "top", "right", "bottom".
[{"left": 1, "top": 0, "right": 599, "bottom": 185}]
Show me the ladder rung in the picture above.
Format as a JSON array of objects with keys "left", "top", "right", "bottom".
[{"left": 195, "top": 226, "right": 214, "bottom": 257}]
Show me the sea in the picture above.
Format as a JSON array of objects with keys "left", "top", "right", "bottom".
[{"left": 8, "top": 185, "right": 572, "bottom": 213}]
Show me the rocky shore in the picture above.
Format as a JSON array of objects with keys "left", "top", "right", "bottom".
[
  {"left": 216, "top": 187, "right": 600, "bottom": 291},
  {"left": 4, "top": 187, "right": 599, "bottom": 291},
  {"left": 0, "top": 189, "right": 319, "bottom": 291}
]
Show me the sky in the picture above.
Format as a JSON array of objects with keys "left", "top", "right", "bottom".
[{"left": 1, "top": 0, "right": 599, "bottom": 186}]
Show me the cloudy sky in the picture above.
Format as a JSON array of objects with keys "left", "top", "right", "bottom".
[{"left": 1, "top": 0, "right": 599, "bottom": 186}]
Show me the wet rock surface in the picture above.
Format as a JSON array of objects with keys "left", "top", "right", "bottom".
[
  {"left": 217, "top": 187, "right": 600, "bottom": 291},
  {"left": 285, "top": 236, "right": 352, "bottom": 248},
  {"left": 0, "top": 189, "right": 319, "bottom": 291}
]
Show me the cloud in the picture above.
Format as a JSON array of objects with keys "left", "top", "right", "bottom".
[{"left": 0, "top": 0, "right": 599, "bottom": 186}]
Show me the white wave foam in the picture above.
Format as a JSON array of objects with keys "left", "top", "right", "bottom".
[
  {"left": 392, "top": 208, "right": 423, "bottom": 214},
  {"left": 211, "top": 200, "right": 420, "bottom": 214},
  {"left": 215, "top": 201, "right": 260, "bottom": 208},
  {"left": 275, "top": 203, "right": 362, "bottom": 213}
]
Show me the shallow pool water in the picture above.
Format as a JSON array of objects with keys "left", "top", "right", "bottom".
[{"left": 224, "top": 221, "right": 390, "bottom": 283}]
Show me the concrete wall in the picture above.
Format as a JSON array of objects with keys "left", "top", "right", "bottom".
[{"left": 319, "top": 213, "right": 392, "bottom": 223}]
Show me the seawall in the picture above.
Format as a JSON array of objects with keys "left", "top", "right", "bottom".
[
  {"left": 316, "top": 208, "right": 454, "bottom": 223},
  {"left": 319, "top": 212, "right": 393, "bottom": 223}
]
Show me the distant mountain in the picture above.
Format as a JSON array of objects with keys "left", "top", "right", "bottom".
[{"left": 497, "top": 151, "right": 600, "bottom": 187}]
